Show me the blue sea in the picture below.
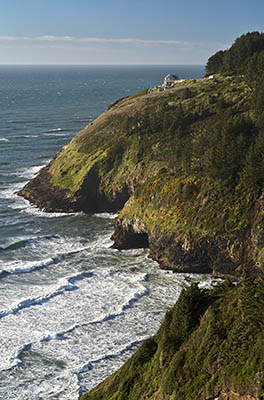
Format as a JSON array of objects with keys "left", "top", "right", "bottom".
[{"left": 0, "top": 65, "right": 212, "bottom": 399}]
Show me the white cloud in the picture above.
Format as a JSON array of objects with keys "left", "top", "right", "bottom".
[
  {"left": 36, "top": 35, "right": 228, "bottom": 48},
  {"left": 0, "top": 35, "right": 229, "bottom": 64},
  {"left": 0, "top": 36, "right": 23, "bottom": 41},
  {"left": 0, "top": 35, "right": 228, "bottom": 48}
]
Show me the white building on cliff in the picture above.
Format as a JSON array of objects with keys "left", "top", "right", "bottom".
[{"left": 163, "top": 74, "right": 179, "bottom": 88}]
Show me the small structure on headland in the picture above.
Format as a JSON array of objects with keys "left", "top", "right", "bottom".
[
  {"left": 163, "top": 74, "right": 179, "bottom": 89},
  {"left": 149, "top": 74, "right": 186, "bottom": 94}
]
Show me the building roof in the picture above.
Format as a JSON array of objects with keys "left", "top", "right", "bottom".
[{"left": 164, "top": 74, "right": 178, "bottom": 82}]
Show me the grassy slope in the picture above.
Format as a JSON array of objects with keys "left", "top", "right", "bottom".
[
  {"left": 81, "top": 275, "right": 264, "bottom": 400},
  {"left": 43, "top": 74, "right": 264, "bottom": 272},
  {"left": 48, "top": 75, "right": 250, "bottom": 201}
]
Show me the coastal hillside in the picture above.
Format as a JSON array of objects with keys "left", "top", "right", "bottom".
[
  {"left": 20, "top": 33, "right": 264, "bottom": 276},
  {"left": 81, "top": 273, "right": 264, "bottom": 400},
  {"left": 19, "top": 31, "right": 264, "bottom": 399},
  {"left": 78, "top": 31, "right": 264, "bottom": 400}
]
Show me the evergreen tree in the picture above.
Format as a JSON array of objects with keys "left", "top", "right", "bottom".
[
  {"left": 206, "top": 50, "right": 225, "bottom": 75},
  {"left": 205, "top": 31, "right": 264, "bottom": 77},
  {"left": 240, "top": 130, "right": 264, "bottom": 192}
]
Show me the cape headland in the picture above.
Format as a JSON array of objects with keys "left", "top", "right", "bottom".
[
  {"left": 19, "top": 31, "right": 264, "bottom": 399},
  {"left": 19, "top": 70, "right": 262, "bottom": 278}
]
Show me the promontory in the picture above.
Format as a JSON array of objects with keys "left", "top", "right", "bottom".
[{"left": 19, "top": 31, "right": 264, "bottom": 399}]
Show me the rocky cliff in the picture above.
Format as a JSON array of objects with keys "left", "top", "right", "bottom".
[{"left": 19, "top": 74, "right": 264, "bottom": 277}]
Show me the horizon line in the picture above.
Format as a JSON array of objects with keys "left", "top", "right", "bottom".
[{"left": 0, "top": 63, "right": 205, "bottom": 66}]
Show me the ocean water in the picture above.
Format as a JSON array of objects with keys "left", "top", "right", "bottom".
[{"left": 0, "top": 65, "right": 212, "bottom": 399}]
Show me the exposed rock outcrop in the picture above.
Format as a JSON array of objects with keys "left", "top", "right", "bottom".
[
  {"left": 111, "top": 217, "right": 241, "bottom": 275},
  {"left": 111, "top": 218, "right": 149, "bottom": 249},
  {"left": 18, "top": 165, "right": 79, "bottom": 212}
]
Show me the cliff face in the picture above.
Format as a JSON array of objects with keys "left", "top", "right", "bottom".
[
  {"left": 112, "top": 180, "right": 264, "bottom": 277},
  {"left": 19, "top": 75, "right": 264, "bottom": 277}
]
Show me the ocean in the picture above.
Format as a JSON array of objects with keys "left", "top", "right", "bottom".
[{"left": 0, "top": 65, "right": 212, "bottom": 399}]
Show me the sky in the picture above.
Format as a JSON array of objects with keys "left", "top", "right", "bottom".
[{"left": 0, "top": 0, "right": 263, "bottom": 65}]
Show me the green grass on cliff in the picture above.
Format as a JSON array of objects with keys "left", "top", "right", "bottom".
[
  {"left": 49, "top": 144, "right": 110, "bottom": 193},
  {"left": 81, "top": 273, "right": 264, "bottom": 400},
  {"left": 48, "top": 75, "right": 252, "bottom": 199},
  {"left": 46, "top": 73, "right": 264, "bottom": 270},
  {"left": 119, "top": 174, "right": 255, "bottom": 268},
  {"left": 121, "top": 175, "right": 253, "bottom": 235}
]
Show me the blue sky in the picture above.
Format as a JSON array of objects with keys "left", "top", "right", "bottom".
[{"left": 0, "top": 0, "right": 263, "bottom": 65}]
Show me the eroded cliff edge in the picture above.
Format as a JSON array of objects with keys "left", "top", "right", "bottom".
[{"left": 19, "top": 74, "right": 264, "bottom": 277}]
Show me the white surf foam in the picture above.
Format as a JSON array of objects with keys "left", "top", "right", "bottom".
[
  {"left": 1, "top": 257, "right": 55, "bottom": 275},
  {"left": 13, "top": 164, "right": 47, "bottom": 179},
  {"left": 0, "top": 162, "right": 48, "bottom": 201},
  {"left": 23, "top": 206, "right": 80, "bottom": 218},
  {"left": 0, "top": 182, "right": 25, "bottom": 199},
  {"left": 94, "top": 212, "right": 118, "bottom": 219}
]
